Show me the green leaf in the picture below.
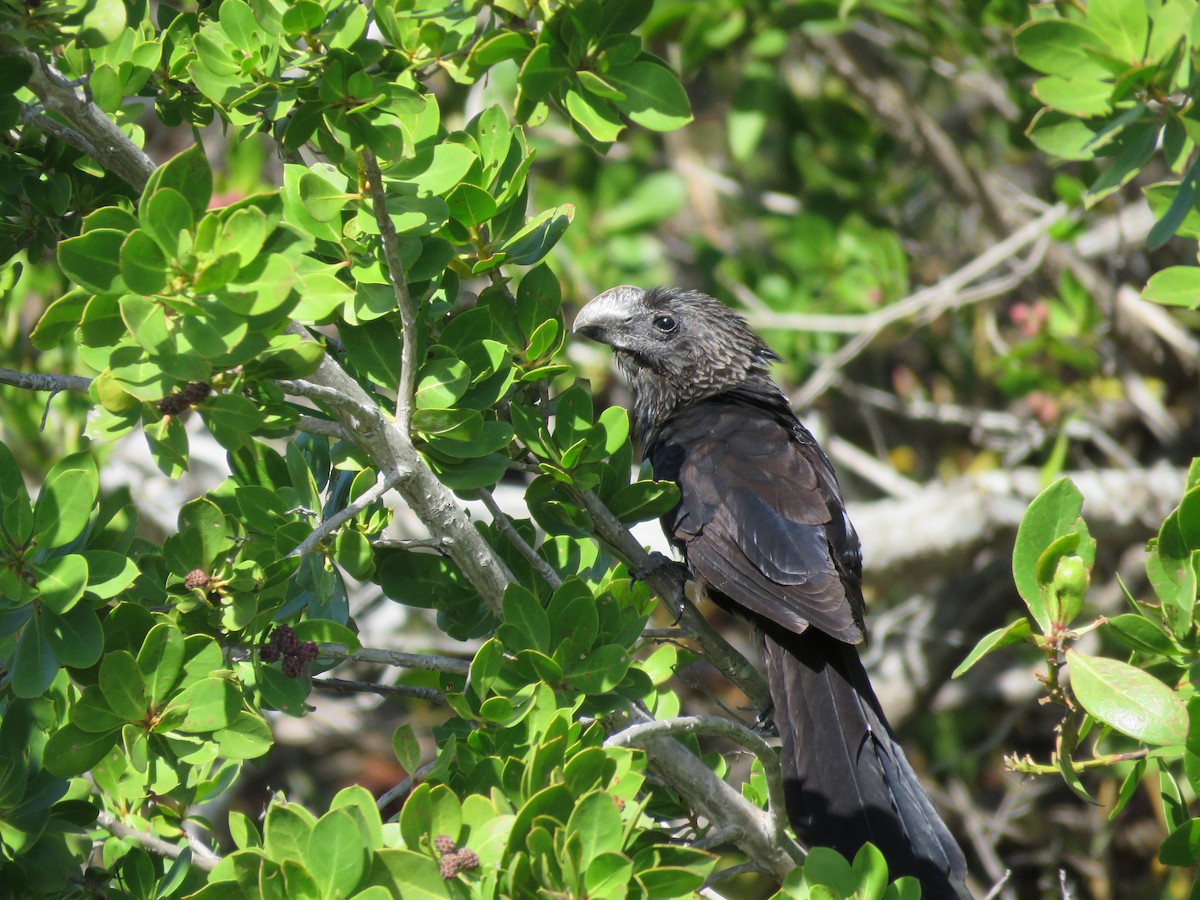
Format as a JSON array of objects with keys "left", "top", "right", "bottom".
[
  {"left": 1013, "top": 19, "right": 1115, "bottom": 79},
  {"left": 1144, "top": 266, "right": 1200, "bottom": 308},
  {"left": 1032, "top": 76, "right": 1113, "bottom": 118},
  {"left": 564, "top": 87, "right": 624, "bottom": 142},
  {"left": 1088, "top": 0, "right": 1150, "bottom": 63},
  {"left": 43, "top": 724, "right": 119, "bottom": 777},
  {"left": 43, "top": 604, "right": 103, "bottom": 668},
  {"left": 141, "top": 188, "right": 195, "bottom": 258},
  {"left": 34, "top": 456, "right": 98, "bottom": 547},
  {"left": 164, "top": 676, "right": 239, "bottom": 732},
  {"left": 446, "top": 182, "right": 498, "bottom": 227},
  {"left": 500, "top": 585, "right": 550, "bottom": 653},
  {"left": 952, "top": 618, "right": 1033, "bottom": 678},
  {"left": 81, "top": 550, "right": 140, "bottom": 600},
  {"left": 567, "top": 791, "right": 625, "bottom": 861},
  {"left": 34, "top": 553, "right": 88, "bottom": 614},
  {"left": 306, "top": 808, "right": 367, "bottom": 898},
  {"left": 12, "top": 613, "right": 58, "bottom": 698},
  {"left": 138, "top": 623, "right": 186, "bottom": 707},
  {"left": 1012, "top": 478, "right": 1084, "bottom": 633},
  {"left": 500, "top": 204, "right": 574, "bottom": 265},
  {"left": 119, "top": 230, "right": 169, "bottom": 295},
  {"left": 100, "top": 650, "right": 148, "bottom": 721},
  {"left": 1066, "top": 650, "right": 1188, "bottom": 745},
  {"left": 392, "top": 723, "right": 421, "bottom": 774},
  {"left": 144, "top": 143, "right": 213, "bottom": 220},
  {"left": 605, "top": 480, "right": 680, "bottom": 525},
  {"left": 333, "top": 530, "right": 374, "bottom": 579},
  {"left": 264, "top": 802, "right": 317, "bottom": 865},
  {"left": 299, "top": 172, "right": 349, "bottom": 222},
  {"left": 1147, "top": 157, "right": 1200, "bottom": 250},
  {"left": 605, "top": 61, "right": 694, "bottom": 131},
  {"left": 567, "top": 644, "right": 630, "bottom": 694},
  {"left": 57, "top": 228, "right": 127, "bottom": 294}
]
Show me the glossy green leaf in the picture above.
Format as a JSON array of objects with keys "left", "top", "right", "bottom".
[
  {"left": 34, "top": 553, "right": 88, "bottom": 614},
  {"left": 605, "top": 61, "right": 694, "bottom": 131},
  {"left": 57, "top": 228, "right": 127, "bottom": 294},
  {"left": 1066, "top": 650, "right": 1188, "bottom": 745}
]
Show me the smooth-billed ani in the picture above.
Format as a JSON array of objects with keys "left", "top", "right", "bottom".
[{"left": 574, "top": 285, "right": 968, "bottom": 898}]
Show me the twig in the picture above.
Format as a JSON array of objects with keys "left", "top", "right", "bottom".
[
  {"left": 95, "top": 811, "right": 218, "bottom": 873},
  {"left": 289, "top": 469, "right": 400, "bottom": 557},
  {"left": 605, "top": 714, "right": 790, "bottom": 843},
  {"left": 321, "top": 644, "right": 471, "bottom": 677},
  {"left": 377, "top": 760, "right": 438, "bottom": 810},
  {"left": 567, "top": 485, "right": 772, "bottom": 712},
  {"left": 1, "top": 45, "right": 154, "bottom": 191},
  {"left": 477, "top": 488, "right": 563, "bottom": 589},
  {"left": 311, "top": 677, "right": 444, "bottom": 702},
  {"left": 370, "top": 536, "right": 450, "bottom": 551},
  {"left": 824, "top": 434, "right": 920, "bottom": 498},
  {"left": 360, "top": 149, "right": 417, "bottom": 430},
  {"left": 295, "top": 414, "right": 349, "bottom": 440},
  {"left": 0, "top": 367, "right": 93, "bottom": 393}
]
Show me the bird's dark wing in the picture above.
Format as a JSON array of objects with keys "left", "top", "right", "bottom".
[{"left": 648, "top": 395, "right": 866, "bottom": 645}]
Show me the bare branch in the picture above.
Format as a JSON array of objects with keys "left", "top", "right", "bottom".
[
  {"left": 95, "top": 811, "right": 218, "bottom": 873},
  {"left": 279, "top": 325, "right": 514, "bottom": 615},
  {"left": 295, "top": 414, "right": 349, "bottom": 440},
  {"left": 3, "top": 45, "right": 155, "bottom": 191},
  {"left": 605, "top": 714, "right": 790, "bottom": 843},
  {"left": 290, "top": 469, "right": 400, "bottom": 558},
  {"left": 321, "top": 644, "right": 471, "bottom": 677},
  {"left": 567, "top": 485, "right": 772, "bottom": 713},
  {"left": 377, "top": 760, "right": 438, "bottom": 810},
  {"left": 0, "top": 367, "right": 93, "bottom": 393},
  {"left": 477, "top": 488, "right": 564, "bottom": 590},
  {"left": 360, "top": 149, "right": 418, "bottom": 430},
  {"left": 605, "top": 706, "right": 803, "bottom": 878},
  {"left": 312, "top": 677, "right": 444, "bottom": 702}
]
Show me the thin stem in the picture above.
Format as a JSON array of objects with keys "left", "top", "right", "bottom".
[
  {"left": 360, "top": 149, "right": 417, "bottom": 431},
  {"left": 477, "top": 488, "right": 563, "bottom": 589},
  {"left": 311, "top": 677, "right": 444, "bottom": 702},
  {"left": 290, "top": 470, "right": 400, "bottom": 557},
  {"left": 377, "top": 760, "right": 438, "bottom": 810},
  {"left": 95, "top": 811, "right": 219, "bottom": 872},
  {"left": 1004, "top": 747, "right": 1149, "bottom": 775},
  {"left": 321, "top": 644, "right": 471, "bottom": 677}
]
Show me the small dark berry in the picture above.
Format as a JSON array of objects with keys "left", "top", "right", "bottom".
[
  {"left": 278, "top": 628, "right": 298, "bottom": 655},
  {"left": 282, "top": 655, "right": 303, "bottom": 678},
  {"left": 455, "top": 849, "right": 479, "bottom": 871},
  {"left": 297, "top": 641, "right": 319, "bottom": 661},
  {"left": 439, "top": 855, "right": 458, "bottom": 880},
  {"left": 433, "top": 834, "right": 456, "bottom": 855},
  {"left": 183, "top": 569, "right": 210, "bottom": 590},
  {"left": 179, "top": 382, "right": 212, "bottom": 403},
  {"left": 259, "top": 644, "right": 281, "bottom": 663}
]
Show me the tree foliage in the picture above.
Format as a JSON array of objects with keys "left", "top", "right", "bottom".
[{"left": 1, "top": 0, "right": 1199, "bottom": 898}]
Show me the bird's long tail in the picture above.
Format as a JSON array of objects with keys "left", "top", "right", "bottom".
[{"left": 759, "top": 623, "right": 968, "bottom": 899}]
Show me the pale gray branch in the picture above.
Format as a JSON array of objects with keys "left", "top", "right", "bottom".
[
  {"left": 322, "top": 644, "right": 471, "bottom": 677},
  {"left": 568, "top": 485, "right": 773, "bottom": 713},
  {"left": 361, "top": 149, "right": 418, "bottom": 429},
  {"left": 312, "top": 677, "right": 444, "bottom": 702},
  {"left": 478, "top": 488, "right": 564, "bottom": 589},
  {"left": 605, "top": 714, "right": 790, "bottom": 843},
  {"left": 4, "top": 45, "right": 155, "bottom": 191},
  {"left": 95, "top": 811, "right": 218, "bottom": 873},
  {"left": 0, "top": 367, "right": 93, "bottom": 393},
  {"left": 290, "top": 469, "right": 400, "bottom": 557}
]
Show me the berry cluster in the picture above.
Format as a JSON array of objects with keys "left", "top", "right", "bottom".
[
  {"left": 157, "top": 382, "right": 212, "bottom": 415},
  {"left": 433, "top": 834, "right": 480, "bottom": 880},
  {"left": 259, "top": 626, "right": 318, "bottom": 677},
  {"left": 183, "top": 569, "right": 210, "bottom": 590}
]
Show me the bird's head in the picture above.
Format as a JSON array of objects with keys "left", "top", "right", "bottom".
[
  {"left": 573, "top": 284, "right": 779, "bottom": 385},
  {"left": 573, "top": 285, "right": 783, "bottom": 437}
]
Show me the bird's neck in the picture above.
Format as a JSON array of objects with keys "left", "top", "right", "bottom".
[{"left": 625, "top": 362, "right": 789, "bottom": 447}]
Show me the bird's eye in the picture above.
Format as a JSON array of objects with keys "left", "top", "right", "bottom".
[{"left": 653, "top": 315, "right": 677, "bottom": 334}]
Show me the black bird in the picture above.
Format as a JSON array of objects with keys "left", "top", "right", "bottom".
[{"left": 574, "top": 285, "right": 967, "bottom": 898}]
